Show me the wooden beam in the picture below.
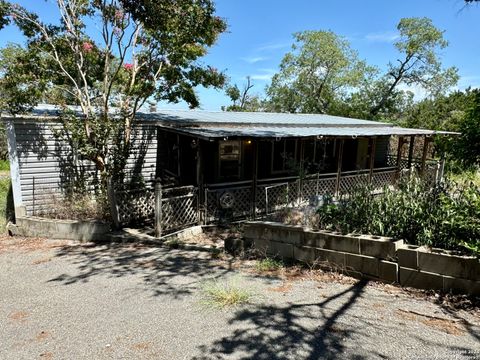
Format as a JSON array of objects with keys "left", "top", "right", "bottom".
[
  {"left": 335, "top": 139, "right": 345, "bottom": 195},
  {"left": 407, "top": 135, "right": 415, "bottom": 168},
  {"left": 420, "top": 136, "right": 431, "bottom": 175},
  {"left": 251, "top": 139, "right": 259, "bottom": 219},
  {"left": 196, "top": 140, "right": 204, "bottom": 224},
  {"left": 395, "top": 136, "right": 406, "bottom": 180},
  {"left": 154, "top": 181, "right": 163, "bottom": 238}
]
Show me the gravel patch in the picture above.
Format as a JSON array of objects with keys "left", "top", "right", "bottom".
[{"left": 0, "top": 237, "right": 479, "bottom": 359}]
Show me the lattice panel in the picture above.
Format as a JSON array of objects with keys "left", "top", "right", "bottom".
[
  {"left": 205, "top": 186, "right": 252, "bottom": 220},
  {"left": 339, "top": 174, "right": 369, "bottom": 194},
  {"left": 265, "top": 182, "right": 298, "bottom": 214},
  {"left": 116, "top": 188, "right": 155, "bottom": 225},
  {"left": 301, "top": 178, "right": 336, "bottom": 201},
  {"left": 161, "top": 194, "right": 198, "bottom": 231},
  {"left": 371, "top": 171, "right": 396, "bottom": 190},
  {"left": 423, "top": 165, "right": 438, "bottom": 186}
]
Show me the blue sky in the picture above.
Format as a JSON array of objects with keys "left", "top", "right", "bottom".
[{"left": 1, "top": 0, "right": 479, "bottom": 110}]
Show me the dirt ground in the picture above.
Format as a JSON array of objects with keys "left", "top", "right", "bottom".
[{"left": 0, "top": 235, "right": 479, "bottom": 359}]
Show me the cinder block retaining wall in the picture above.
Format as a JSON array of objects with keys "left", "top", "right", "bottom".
[
  {"left": 8, "top": 216, "right": 111, "bottom": 242},
  {"left": 244, "top": 221, "right": 480, "bottom": 296}
]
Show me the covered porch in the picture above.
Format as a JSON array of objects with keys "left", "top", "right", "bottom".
[{"left": 111, "top": 110, "right": 452, "bottom": 235}]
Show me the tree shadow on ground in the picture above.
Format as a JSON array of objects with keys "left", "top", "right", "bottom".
[
  {"left": 48, "top": 243, "right": 235, "bottom": 298},
  {"left": 194, "top": 279, "right": 374, "bottom": 360}
]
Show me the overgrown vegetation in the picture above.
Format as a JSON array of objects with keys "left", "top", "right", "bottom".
[
  {"left": 256, "top": 257, "right": 284, "bottom": 272},
  {"left": 35, "top": 192, "right": 109, "bottom": 222},
  {"left": 201, "top": 280, "right": 251, "bottom": 308},
  {"left": 0, "top": 177, "right": 10, "bottom": 232},
  {"left": 316, "top": 176, "right": 480, "bottom": 256}
]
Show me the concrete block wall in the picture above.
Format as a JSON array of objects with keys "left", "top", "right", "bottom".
[
  {"left": 8, "top": 216, "right": 110, "bottom": 242},
  {"left": 397, "top": 245, "right": 480, "bottom": 296},
  {"left": 245, "top": 221, "right": 403, "bottom": 283},
  {"left": 245, "top": 221, "right": 480, "bottom": 296}
]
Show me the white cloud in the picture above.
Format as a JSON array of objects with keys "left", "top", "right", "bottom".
[
  {"left": 365, "top": 31, "right": 400, "bottom": 43},
  {"left": 241, "top": 56, "right": 268, "bottom": 64},
  {"left": 250, "top": 68, "right": 277, "bottom": 81},
  {"left": 256, "top": 42, "right": 290, "bottom": 52}
]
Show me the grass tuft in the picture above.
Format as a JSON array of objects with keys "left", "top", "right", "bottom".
[
  {"left": 202, "top": 280, "right": 251, "bottom": 308},
  {"left": 256, "top": 257, "right": 284, "bottom": 272}
]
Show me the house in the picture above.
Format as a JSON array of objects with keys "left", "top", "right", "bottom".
[{"left": 3, "top": 106, "right": 454, "bottom": 231}]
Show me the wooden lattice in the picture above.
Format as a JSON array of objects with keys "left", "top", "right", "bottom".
[
  {"left": 161, "top": 193, "right": 198, "bottom": 231},
  {"left": 339, "top": 174, "right": 369, "bottom": 194},
  {"left": 205, "top": 186, "right": 252, "bottom": 220},
  {"left": 371, "top": 171, "right": 396, "bottom": 190},
  {"left": 301, "top": 177, "right": 336, "bottom": 201},
  {"left": 116, "top": 188, "right": 155, "bottom": 225}
]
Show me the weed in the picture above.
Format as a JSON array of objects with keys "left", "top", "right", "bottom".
[
  {"left": 256, "top": 257, "right": 284, "bottom": 272},
  {"left": 201, "top": 280, "right": 251, "bottom": 308},
  {"left": 164, "top": 238, "right": 182, "bottom": 249}
]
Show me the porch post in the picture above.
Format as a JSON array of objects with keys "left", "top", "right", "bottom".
[
  {"left": 395, "top": 136, "right": 406, "bottom": 181},
  {"left": 335, "top": 139, "right": 345, "bottom": 196},
  {"left": 420, "top": 136, "right": 431, "bottom": 176},
  {"left": 251, "top": 139, "right": 259, "bottom": 219},
  {"left": 298, "top": 139, "right": 305, "bottom": 204},
  {"left": 154, "top": 181, "right": 163, "bottom": 238},
  {"left": 196, "top": 139, "right": 204, "bottom": 224},
  {"left": 369, "top": 137, "right": 377, "bottom": 182},
  {"left": 407, "top": 135, "right": 415, "bottom": 168}
]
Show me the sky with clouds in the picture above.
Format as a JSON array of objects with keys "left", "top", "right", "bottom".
[{"left": 1, "top": 0, "right": 479, "bottom": 110}]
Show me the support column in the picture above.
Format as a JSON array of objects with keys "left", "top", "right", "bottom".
[
  {"left": 251, "top": 139, "right": 259, "bottom": 219},
  {"left": 369, "top": 137, "right": 377, "bottom": 182},
  {"left": 298, "top": 139, "right": 305, "bottom": 204},
  {"left": 420, "top": 136, "right": 431, "bottom": 176},
  {"left": 196, "top": 139, "right": 204, "bottom": 224},
  {"left": 407, "top": 135, "right": 415, "bottom": 168},
  {"left": 335, "top": 139, "right": 345, "bottom": 196},
  {"left": 395, "top": 136, "right": 406, "bottom": 181},
  {"left": 154, "top": 181, "right": 163, "bottom": 238}
]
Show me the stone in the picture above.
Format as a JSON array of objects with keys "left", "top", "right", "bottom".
[
  {"left": 359, "top": 237, "right": 404, "bottom": 260},
  {"left": 293, "top": 246, "right": 316, "bottom": 264},
  {"left": 397, "top": 245, "right": 419, "bottom": 269},
  {"left": 417, "top": 249, "right": 480, "bottom": 281},
  {"left": 443, "top": 276, "right": 480, "bottom": 296},
  {"left": 315, "top": 248, "right": 346, "bottom": 268},
  {"left": 269, "top": 241, "right": 294, "bottom": 259},
  {"left": 379, "top": 260, "right": 398, "bottom": 283},
  {"left": 345, "top": 253, "right": 379, "bottom": 278},
  {"left": 399, "top": 267, "right": 443, "bottom": 291}
]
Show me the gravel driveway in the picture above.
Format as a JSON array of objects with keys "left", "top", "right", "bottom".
[{"left": 0, "top": 237, "right": 479, "bottom": 360}]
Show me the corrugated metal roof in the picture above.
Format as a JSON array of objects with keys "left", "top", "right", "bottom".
[
  {"left": 162, "top": 125, "right": 453, "bottom": 139},
  {"left": 138, "top": 109, "right": 390, "bottom": 127},
  {"left": 2, "top": 104, "right": 457, "bottom": 138}
]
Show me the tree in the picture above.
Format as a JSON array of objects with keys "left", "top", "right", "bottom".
[
  {"left": 265, "top": 31, "right": 374, "bottom": 114},
  {"left": 223, "top": 76, "right": 262, "bottom": 111},
  {"left": 0, "top": 0, "right": 226, "bottom": 187},
  {"left": 369, "top": 17, "right": 458, "bottom": 117},
  {"left": 453, "top": 91, "right": 480, "bottom": 168}
]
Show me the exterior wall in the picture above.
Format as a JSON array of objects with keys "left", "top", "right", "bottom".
[{"left": 8, "top": 118, "right": 157, "bottom": 215}]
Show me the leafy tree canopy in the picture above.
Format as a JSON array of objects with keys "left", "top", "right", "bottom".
[
  {"left": 265, "top": 30, "right": 375, "bottom": 114},
  {"left": 0, "top": 0, "right": 226, "bottom": 184}
]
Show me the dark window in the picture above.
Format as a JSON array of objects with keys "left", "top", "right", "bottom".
[
  {"left": 272, "top": 139, "right": 297, "bottom": 173},
  {"left": 219, "top": 141, "right": 241, "bottom": 179}
]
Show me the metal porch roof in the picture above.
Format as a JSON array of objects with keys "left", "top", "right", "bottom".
[{"left": 2, "top": 105, "right": 457, "bottom": 138}]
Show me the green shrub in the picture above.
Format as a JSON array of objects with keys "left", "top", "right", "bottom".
[
  {"left": 201, "top": 280, "right": 251, "bottom": 308},
  {"left": 256, "top": 257, "right": 284, "bottom": 272},
  {"left": 316, "top": 176, "right": 480, "bottom": 256}
]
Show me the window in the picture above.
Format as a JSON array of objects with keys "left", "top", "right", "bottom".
[
  {"left": 271, "top": 139, "right": 297, "bottom": 173},
  {"left": 219, "top": 141, "right": 241, "bottom": 179}
]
